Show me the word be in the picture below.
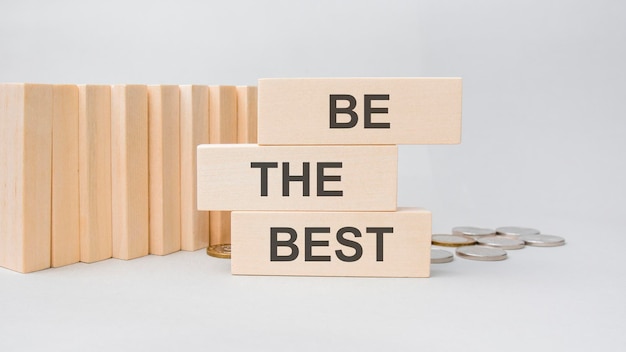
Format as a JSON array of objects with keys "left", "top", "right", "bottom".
[{"left": 330, "top": 94, "right": 390, "bottom": 129}]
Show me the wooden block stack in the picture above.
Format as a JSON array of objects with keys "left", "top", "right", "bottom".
[
  {"left": 0, "top": 83, "right": 256, "bottom": 273},
  {"left": 197, "top": 78, "right": 463, "bottom": 277}
]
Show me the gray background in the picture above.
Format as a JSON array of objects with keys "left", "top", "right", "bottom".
[{"left": 1, "top": 0, "right": 625, "bottom": 351}]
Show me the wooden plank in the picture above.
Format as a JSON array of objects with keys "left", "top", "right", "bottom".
[
  {"left": 236, "top": 85, "right": 257, "bottom": 143},
  {"left": 179, "top": 85, "right": 209, "bottom": 251},
  {"left": 51, "top": 84, "right": 80, "bottom": 267},
  {"left": 257, "top": 78, "right": 462, "bottom": 145},
  {"left": 0, "top": 83, "right": 53, "bottom": 273},
  {"left": 148, "top": 85, "right": 181, "bottom": 255},
  {"left": 110, "top": 85, "right": 149, "bottom": 260},
  {"left": 78, "top": 85, "right": 112, "bottom": 263},
  {"left": 231, "top": 208, "right": 431, "bottom": 277},
  {"left": 209, "top": 86, "right": 238, "bottom": 251},
  {"left": 197, "top": 144, "right": 397, "bottom": 211}
]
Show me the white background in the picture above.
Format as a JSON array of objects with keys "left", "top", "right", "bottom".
[{"left": 1, "top": 0, "right": 625, "bottom": 351}]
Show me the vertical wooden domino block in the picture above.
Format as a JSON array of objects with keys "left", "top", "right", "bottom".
[
  {"left": 51, "top": 84, "right": 80, "bottom": 267},
  {"left": 236, "top": 86, "right": 257, "bottom": 143},
  {"left": 0, "top": 83, "right": 53, "bottom": 273},
  {"left": 179, "top": 85, "right": 210, "bottom": 251},
  {"left": 110, "top": 85, "right": 149, "bottom": 260},
  {"left": 209, "top": 86, "right": 238, "bottom": 250},
  {"left": 78, "top": 85, "right": 112, "bottom": 263},
  {"left": 148, "top": 85, "right": 181, "bottom": 255}
]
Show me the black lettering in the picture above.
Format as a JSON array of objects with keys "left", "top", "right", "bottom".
[
  {"left": 330, "top": 94, "right": 358, "bottom": 128},
  {"left": 305, "top": 227, "right": 331, "bottom": 261},
  {"left": 282, "top": 162, "right": 310, "bottom": 197},
  {"left": 251, "top": 162, "right": 278, "bottom": 196},
  {"left": 270, "top": 227, "right": 299, "bottom": 261},
  {"left": 364, "top": 94, "right": 390, "bottom": 129},
  {"left": 367, "top": 227, "right": 393, "bottom": 261},
  {"left": 317, "top": 162, "right": 343, "bottom": 197},
  {"left": 335, "top": 227, "right": 363, "bottom": 262}
]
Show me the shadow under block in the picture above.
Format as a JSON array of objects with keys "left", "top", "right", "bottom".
[
  {"left": 78, "top": 85, "right": 112, "bottom": 263},
  {"left": 231, "top": 208, "right": 431, "bottom": 278},
  {"left": 110, "top": 85, "right": 149, "bottom": 260},
  {"left": 0, "top": 84, "right": 52, "bottom": 273},
  {"left": 209, "top": 86, "right": 238, "bottom": 247},
  {"left": 197, "top": 144, "right": 397, "bottom": 211},
  {"left": 179, "top": 85, "right": 209, "bottom": 250},
  {"left": 257, "top": 78, "right": 462, "bottom": 145},
  {"left": 148, "top": 85, "right": 181, "bottom": 255},
  {"left": 52, "top": 85, "right": 80, "bottom": 267},
  {"left": 236, "top": 86, "right": 257, "bottom": 144}
]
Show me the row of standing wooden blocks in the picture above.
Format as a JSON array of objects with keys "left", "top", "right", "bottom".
[{"left": 0, "top": 84, "right": 257, "bottom": 273}]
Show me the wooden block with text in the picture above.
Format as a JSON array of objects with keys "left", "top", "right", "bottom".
[
  {"left": 111, "top": 85, "right": 149, "bottom": 260},
  {"left": 209, "top": 86, "right": 238, "bottom": 249},
  {"left": 236, "top": 86, "right": 257, "bottom": 143},
  {"left": 180, "top": 85, "right": 210, "bottom": 250},
  {"left": 197, "top": 144, "right": 397, "bottom": 211},
  {"left": 78, "top": 85, "right": 112, "bottom": 263},
  {"left": 258, "top": 78, "right": 462, "bottom": 145},
  {"left": 0, "top": 84, "right": 53, "bottom": 273},
  {"left": 52, "top": 85, "right": 80, "bottom": 267},
  {"left": 231, "top": 208, "right": 431, "bottom": 277},
  {"left": 148, "top": 85, "right": 181, "bottom": 255}
]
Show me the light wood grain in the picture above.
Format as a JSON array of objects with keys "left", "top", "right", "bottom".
[
  {"left": 231, "top": 208, "right": 431, "bottom": 277},
  {"left": 209, "top": 86, "right": 238, "bottom": 248},
  {"left": 179, "top": 85, "right": 209, "bottom": 250},
  {"left": 148, "top": 85, "right": 181, "bottom": 255},
  {"left": 197, "top": 144, "right": 397, "bottom": 211},
  {"left": 51, "top": 84, "right": 80, "bottom": 267},
  {"left": 236, "top": 86, "right": 257, "bottom": 143},
  {"left": 257, "top": 78, "right": 462, "bottom": 145},
  {"left": 0, "top": 83, "right": 53, "bottom": 273},
  {"left": 111, "top": 85, "right": 149, "bottom": 260},
  {"left": 78, "top": 85, "right": 112, "bottom": 263}
]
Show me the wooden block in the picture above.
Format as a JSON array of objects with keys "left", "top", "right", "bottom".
[
  {"left": 179, "top": 85, "right": 209, "bottom": 250},
  {"left": 209, "top": 85, "right": 237, "bottom": 144},
  {"left": 231, "top": 208, "right": 431, "bottom": 277},
  {"left": 236, "top": 86, "right": 257, "bottom": 143},
  {"left": 197, "top": 144, "right": 397, "bottom": 211},
  {"left": 209, "top": 86, "right": 238, "bottom": 248},
  {"left": 0, "top": 83, "right": 53, "bottom": 273},
  {"left": 110, "top": 85, "right": 149, "bottom": 260},
  {"left": 78, "top": 85, "right": 112, "bottom": 263},
  {"left": 257, "top": 78, "right": 462, "bottom": 145},
  {"left": 51, "top": 84, "right": 80, "bottom": 267},
  {"left": 148, "top": 85, "right": 181, "bottom": 255}
]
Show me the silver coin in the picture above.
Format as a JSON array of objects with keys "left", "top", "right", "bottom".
[
  {"left": 431, "top": 249, "right": 454, "bottom": 264},
  {"left": 519, "top": 234, "right": 565, "bottom": 247},
  {"left": 432, "top": 234, "right": 476, "bottom": 247},
  {"left": 477, "top": 235, "right": 525, "bottom": 250},
  {"left": 456, "top": 245, "right": 507, "bottom": 261},
  {"left": 496, "top": 226, "right": 540, "bottom": 237},
  {"left": 452, "top": 226, "right": 495, "bottom": 237}
]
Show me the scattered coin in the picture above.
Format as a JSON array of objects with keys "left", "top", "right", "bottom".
[
  {"left": 519, "top": 234, "right": 565, "bottom": 247},
  {"left": 452, "top": 226, "right": 495, "bottom": 237},
  {"left": 206, "top": 244, "right": 232, "bottom": 259},
  {"left": 431, "top": 249, "right": 454, "bottom": 264},
  {"left": 496, "top": 226, "right": 540, "bottom": 237},
  {"left": 456, "top": 245, "right": 507, "bottom": 261},
  {"left": 477, "top": 235, "right": 525, "bottom": 250},
  {"left": 432, "top": 234, "right": 477, "bottom": 247}
]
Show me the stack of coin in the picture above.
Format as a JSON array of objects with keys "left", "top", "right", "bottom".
[{"left": 430, "top": 226, "right": 566, "bottom": 264}]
